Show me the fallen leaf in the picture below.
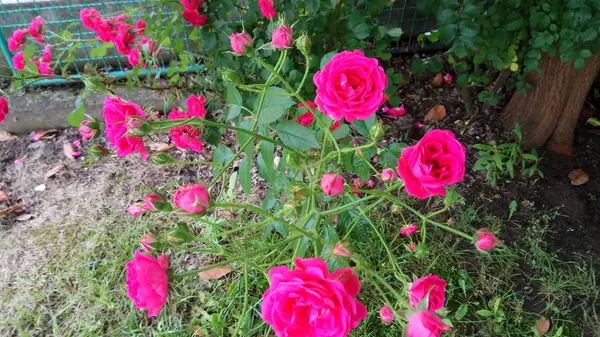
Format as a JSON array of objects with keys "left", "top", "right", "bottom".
[
  {"left": 535, "top": 319, "right": 550, "bottom": 335},
  {"left": 148, "top": 142, "right": 175, "bottom": 152},
  {"left": 0, "top": 130, "right": 17, "bottom": 141},
  {"left": 0, "top": 190, "right": 7, "bottom": 202},
  {"left": 15, "top": 214, "right": 33, "bottom": 221},
  {"left": 34, "top": 184, "right": 46, "bottom": 192},
  {"left": 431, "top": 73, "right": 443, "bottom": 87},
  {"left": 424, "top": 104, "right": 447, "bottom": 122},
  {"left": 63, "top": 143, "right": 76, "bottom": 160},
  {"left": 198, "top": 266, "right": 232, "bottom": 280},
  {"left": 31, "top": 129, "right": 58, "bottom": 141},
  {"left": 0, "top": 204, "right": 25, "bottom": 216},
  {"left": 45, "top": 164, "right": 65, "bottom": 178},
  {"left": 568, "top": 169, "right": 589, "bottom": 185}
]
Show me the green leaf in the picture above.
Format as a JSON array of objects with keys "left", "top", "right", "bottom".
[
  {"left": 444, "top": 190, "right": 461, "bottom": 208},
  {"left": 162, "top": 37, "right": 171, "bottom": 47},
  {"left": 509, "top": 200, "right": 518, "bottom": 218},
  {"left": 476, "top": 310, "right": 494, "bottom": 317},
  {"left": 351, "top": 114, "right": 377, "bottom": 137},
  {"left": 352, "top": 155, "right": 371, "bottom": 181},
  {"left": 505, "top": 18, "right": 523, "bottom": 31},
  {"left": 67, "top": 94, "right": 85, "bottom": 127},
  {"left": 213, "top": 145, "right": 234, "bottom": 176},
  {"left": 455, "top": 304, "right": 468, "bottom": 320},
  {"left": 580, "top": 49, "right": 592, "bottom": 58},
  {"left": 256, "top": 87, "right": 295, "bottom": 124},
  {"left": 352, "top": 23, "right": 371, "bottom": 40},
  {"left": 386, "top": 28, "right": 403, "bottom": 38},
  {"left": 428, "top": 57, "right": 444, "bottom": 73},
  {"left": 320, "top": 51, "right": 338, "bottom": 69},
  {"left": 91, "top": 45, "right": 107, "bottom": 58},
  {"left": 437, "top": 9, "right": 457, "bottom": 25},
  {"left": 258, "top": 141, "right": 276, "bottom": 183},
  {"left": 574, "top": 58, "right": 585, "bottom": 70},
  {"left": 23, "top": 44, "right": 36, "bottom": 61},
  {"left": 411, "top": 59, "right": 427, "bottom": 74},
  {"left": 331, "top": 124, "right": 351, "bottom": 139},
  {"left": 274, "top": 121, "right": 320, "bottom": 151},
  {"left": 239, "top": 155, "right": 252, "bottom": 194},
  {"left": 439, "top": 24, "right": 458, "bottom": 44},
  {"left": 226, "top": 85, "right": 243, "bottom": 120}
]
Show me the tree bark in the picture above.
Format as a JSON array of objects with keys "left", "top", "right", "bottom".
[{"left": 504, "top": 51, "right": 600, "bottom": 155}]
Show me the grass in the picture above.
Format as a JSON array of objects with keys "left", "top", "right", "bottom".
[{"left": 1, "top": 199, "right": 599, "bottom": 337}]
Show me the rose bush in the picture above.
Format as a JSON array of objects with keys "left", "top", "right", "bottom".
[{"left": 0, "top": 1, "right": 508, "bottom": 336}]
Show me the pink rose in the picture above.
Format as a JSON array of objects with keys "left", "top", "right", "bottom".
[
  {"left": 314, "top": 50, "right": 387, "bottom": 122},
  {"left": 183, "top": 10, "right": 207, "bottom": 27},
  {"left": 379, "top": 305, "right": 394, "bottom": 323},
  {"left": 475, "top": 229, "right": 500, "bottom": 251},
  {"left": 13, "top": 52, "right": 25, "bottom": 71},
  {"left": 186, "top": 94, "right": 206, "bottom": 118},
  {"left": 0, "top": 97, "right": 8, "bottom": 124},
  {"left": 173, "top": 184, "right": 210, "bottom": 213},
  {"left": 34, "top": 60, "right": 53, "bottom": 75},
  {"left": 140, "top": 37, "right": 158, "bottom": 56},
  {"left": 407, "top": 311, "right": 452, "bottom": 337},
  {"left": 28, "top": 16, "right": 45, "bottom": 43},
  {"left": 272, "top": 26, "right": 292, "bottom": 49},
  {"left": 397, "top": 130, "right": 466, "bottom": 199},
  {"left": 128, "top": 202, "right": 146, "bottom": 217},
  {"left": 180, "top": 0, "right": 203, "bottom": 10},
  {"left": 401, "top": 224, "right": 419, "bottom": 236},
  {"left": 93, "top": 19, "right": 119, "bottom": 42},
  {"left": 143, "top": 193, "right": 163, "bottom": 211},
  {"left": 140, "top": 233, "right": 157, "bottom": 252},
  {"left": 128, "top": 48, "right": 140, "bottom": 67},
  {"left": 258, "top": 0, "right": 277, "bottom": 19},
  {"left": 261, "top": 258, "right": 367, "bottom": 337},
  {"left": 297, "top": 112, "right": 314, "bottom": 126},
  {"left": 79, "top": 120, "right": 96, "bottom": 140},
  {"left": 114, "top": 24, "right": 136, "bottom": 55},
  {"left": 135, "top": 19, "right": 147, "bottom": 35},
  {"left": 321, "top": 173, "right": 345, "bottom": 196},
  {"left": 103, "top": 96, "right": 148, "bottom": 160},
  {"left": 230, "top": 32, "right": 253, "bottom": 55},
  {"left": 331, "top": 120, "right": 341, "bottom": 130},
  {"left": 409, "top": 274, "right": 447, "bottom": 311},
  {"left": 80, "top": 8, "right": 102, "bottom": 30},
  {"left": 381, "top": 168, "right": 396, "bottom": 182},
  {"left": 167, "top": 108, "right": 204, "bottom": 152},
  {"left": 42, "top": 45, "right": 52, "bottom": 63},
  {"left": 333, "top": 242, "right": 352, "bottom": 257},
  {"left": 8, "top": 29, "right": 28, "bottom": 52},
  {"left": 126, "top": 251, "right": 169, "bottom": 317},
  {"left": 444, "top": 73, "right": 453, "bottom": 84}
]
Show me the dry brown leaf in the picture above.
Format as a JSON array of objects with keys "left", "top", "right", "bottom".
[
  {"left": 425, "top": 104, "right": 447, "bottom": 122},
  {"left": 31, "top": 129, "right": 58, "bottom": 141},
  {"left": 148, "top": 142, "right": 174, "bottom": 152},
  {"left": 0, "top": 190, "right": 7, "bottom": 203},
  {"left": 45, "top": 164, "right": 65, "bottom": 179},
  {"left": 568, "top": 169, "right": 589, "bottom": 185},
  {"left": 0, "top": 204, "right": 25, "bottom": 216},
  {"left": 535, "top": 319, "right": 550, "bottom": 335},
  {"left": 198, "top": 266, "right": 232, "bottom": 280},
  {"left": 15, "top": 214, "right": 33, "bottom": 221},
  {"left": 63, "top": 143, "right": 75, "bottom": 160},
  {"left": 431, "top": 72, "right": 443, "bottom": 87},
  {"left": 0, "top": 130, "right": 17, "bottom": 141}
]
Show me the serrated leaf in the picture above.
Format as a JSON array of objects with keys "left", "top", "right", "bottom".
[
  {"left": 274, "top": 121, "right": 320, "bottom": 151},
  {"left": 331, "top": 124, "right": 351, "bottom": 139},
  {"left": 256, "top": 87, "right": 294, "bottom": 124}
]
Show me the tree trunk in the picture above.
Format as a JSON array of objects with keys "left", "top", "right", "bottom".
[{"left": 504, "top": 51, "right": 600, "bottom": 155}]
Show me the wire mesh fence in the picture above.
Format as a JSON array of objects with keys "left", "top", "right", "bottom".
[{"left": 0, "top": 0, "right": 435, "bottom": 82}]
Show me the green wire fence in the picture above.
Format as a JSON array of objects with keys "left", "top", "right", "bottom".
[{"left": 0, "top": 0, "right": 435, "bottom": 85}]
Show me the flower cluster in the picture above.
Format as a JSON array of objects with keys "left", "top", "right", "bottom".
[
  {"left": 8, "top": 16, "right": 53, "bottom": 74},
  {"left": 181, "top": 0, "right": 208, "bottom": 27}
]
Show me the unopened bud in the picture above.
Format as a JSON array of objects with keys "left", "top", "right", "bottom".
[
  {"left": 369, "top": 120, "right": 386, "bottom": 141},
  {"left": 295, "top": 33, "right": 312, "bottom": 56}
]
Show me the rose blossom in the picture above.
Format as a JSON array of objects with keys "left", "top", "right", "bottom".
[
  {"left": 173, "top": 184, "right": 210, "bottom": 213},
  {"left": 103, "top": 96, "right": 148, "bottom": 159},
  {"left": 331, "top": 120, "right": 341, "bottom": 130},
  {"left": 135, "top": 19, "right": 147, "bottom": 35},
  {"left": 258, "top": 0, "right": 277, "bottom": 19},
  {"left": 186, "top": 94, "right": 206, "bottom": 118},
  {"left": 379, "top": 305, "right": 394, "bottom": 323},
  {"left": 407, "top": 311, "right": 452, "bottom": 337},
  {"left": 168, "top": 108, "right": 204, "bottom": 152},
  {"left": 397, "top": 130, "right": 466, "bottom": 199},
  {"left": 128, "top": 48, "right": 140, "bottom": 67},
  {"left": 114, "top": 24, "right": 136, "bottom": 55},
  {"left": 79, "top": 120, "right": 96, "bottom": 140},
  {"left": 126, "top": 251, "right": 169, "bottom": 317},
  {"left": 351, "top": 185, "right": 362, "bottom": 197},
  {"left": 297, "top": 112, "right": 314, "bottom": 126},
  {"left": 28, "top": 16, "right": 45, "bottom": 43},
  {"left": 475, "top": 229, "right": 500, "bottom": 251},
  {"left": 140, "top": 233, "right": 157, "bottom": 252},
  {"left": 13, "top": 52, "right": 25, "bottom": 71},
  {"left": 321, "top": 173, "right": 345, "bottom": 196},
  {"left": 401, "top": 224, "right": 419, "bottom": 236},
  {"left": 333, "top": 242, "right": 352, "bottom": 257},
  {"left": 444, "top": 73, "right": 453, "bottom": 84},
  {"left": 298, "top": 100, "right": 317, "bottom": 110},
  {"left": 272, "top": 26, "right": 292, "bottom": 49},
  {"left": 128, "top": 202, "right": 146, "bottom": 217},
  {"left": 183, "top": 10, "right": 207, "bottom": 26},
  {"left": 143, "top": 193, "right": 163, "bottom": 211},
  {"left": 261, "top": 258, "right": 367, "bottom": 337},
  {"left": 314, "top": 50, "right": 387, "bottom": 122},
  {"left": 80, "top": 8, "right": 102, "bottom": 30},
  {"left": 42, "top": 45, "right": 52, "bottom": 63},
  {"left": 230, "top": 32, "right": 253, "bottom": 55},
  {"left": 8, "top": 29, "right": 28, "bottom": 52},
  {"left": 409, "top": 274, "right": 447, "bottom": 311},
  {"left": 381, "top": 168, "right": 396, "bottom": 182},
  {"left": 34, "top": 60, "right": 53, "bottom": 75},
  {"left": 0, "top": 97, "right": 8, "bottom": 124}
]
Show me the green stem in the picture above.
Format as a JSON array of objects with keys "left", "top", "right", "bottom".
[{"left": 319, "top": 194, "right": 379, "bottom": 216}]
